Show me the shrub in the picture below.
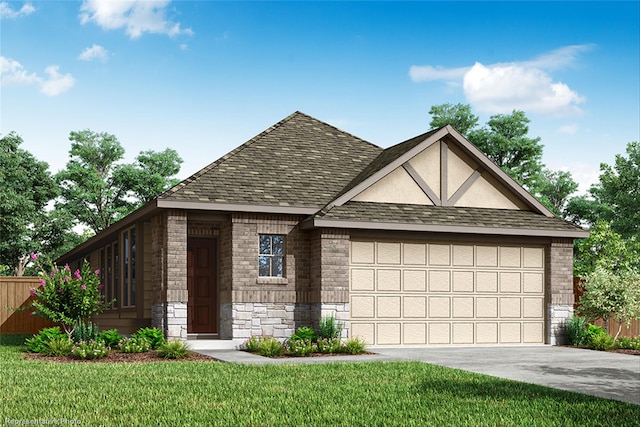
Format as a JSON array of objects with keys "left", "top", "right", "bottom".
[
  {"left": 98, "top": 329, "right": 124, "bottom": 348},
  {"left": 157, "top": 340, "right": 190, "bottom": 359},
  {"left": 286, "top": 338, "right": 314, "bottom": 357},
  {"left": 585, "top": 325, "right": 606, "bottom": 343},
  {"left": 119, "top": 337, "right": 151, "bottom": 353},
  {"left": 244, "top": 335, "right": 263, "bottom": 352},
  {"left": 132, "top": 327, "right": 165, "bottom": 350},
  {"left": 258, "top": 336, "right": 284, "bottom": 357},
  {"left": 23, "top": 255, "right": 115, "bottom": 340},
  {"left": 614, "top": 336, "right": 640, "bottom": 350},
  {"left": 318, "top": 314, "right": 342, "bottom": 340},
  {"left": 315, "top": 338, "right": 341, "bottom": 354},
  {"left": 43, "top": 337, "right": 73, "bottom": 357},
  {"left": 71, "top": 340, "right": 110, "bottom": 360},
  {"left": 342, "top": 337, "right": 367, "bottom": 355},
  {"left": 290, "top": 326, "right": 316, "bottom": 342},
  {"left": 24, "top": 327, "right": 68, "bottom": 353},
  {"left": 72, "top": 320, "right": 99, "bottom": 343},
  {"left": 589, "top": 333, "right": 615, "bottom": 351},
  {"left": 565, "top": 316, "right": 588, "bottom": 346}
]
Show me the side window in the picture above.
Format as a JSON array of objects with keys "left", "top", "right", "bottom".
[{"left": 258, "top": 235, "right": 285, "bottom": 277}]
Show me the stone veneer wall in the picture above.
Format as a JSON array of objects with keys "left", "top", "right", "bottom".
[{"left": 546, "top": 238, "right": 575, "bottom": 345}]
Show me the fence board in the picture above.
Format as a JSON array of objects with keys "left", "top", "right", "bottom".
[
  {"left": 1, "top": 277, "right": 56, "bottom": 334},
  {"left": 574, "top": 277, "right": 640, "bottom": 337}
]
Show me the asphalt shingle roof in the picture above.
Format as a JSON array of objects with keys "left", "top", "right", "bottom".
[
  {"left": 160, "top": 112, "right": 382, "bottom": 208},
  {"left": 316, "top": 202, "right": 586, "bottom": 234}
]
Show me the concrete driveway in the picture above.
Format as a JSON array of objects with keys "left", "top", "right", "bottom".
[
  {"left": 371, "top": 346, "right": 640, "bottom": 405},
  {"left": 201, "top": 345, "right": 639, "bottom": 405}
]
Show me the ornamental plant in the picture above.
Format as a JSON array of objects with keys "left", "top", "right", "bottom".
[{"left": 26, "top": 253, "right": 115, "bottom": 340}]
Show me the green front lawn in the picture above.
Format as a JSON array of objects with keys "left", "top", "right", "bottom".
[{"left": 1, "top": 335, "right": 637, "bottom": 427}]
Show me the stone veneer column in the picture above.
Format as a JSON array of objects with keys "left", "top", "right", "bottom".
[
  {"left": 310, "top": 228, "right": 351, "bottom": 338},
  {"left": 546, "top": 238, "right": 575, "bottom": 345},
  {"left": 150, "top": 210, "right": 188, "bottom": 340}
]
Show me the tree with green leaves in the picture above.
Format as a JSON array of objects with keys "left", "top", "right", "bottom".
[
  {"left": 55, "top": 130, "right": 183, "bottom": 234},
  {"left": 534, "top": 169, "right": 579, "bottom": 218},
  {"left": 468, "top": 111, "right": 544, "bottom": 191},
  {"left": 428, "top": 103, "right": 479, "bottom": 136},
  {"left": 428, "top": 104, "right": 546, "bottom": 191},
  {"left": 576, "top": 266, "right": 640, "bottom": 340},
  {"left": 574, "top": 220, "right": 640, "bottom": 277},
  {"left": 0, "top": 132, "right": 62, "bottom": 275}
]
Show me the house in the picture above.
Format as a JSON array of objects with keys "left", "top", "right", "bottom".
[{"left": 57, "top": 111, "right": 588, "bottom": 346}]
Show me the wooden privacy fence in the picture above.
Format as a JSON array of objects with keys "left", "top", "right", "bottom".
[
  {"left": 574, "top": 277, "right": 640, "bottom": 337},
  {"left": 1, "top": 277, "right": 56, "bottom": 335}
]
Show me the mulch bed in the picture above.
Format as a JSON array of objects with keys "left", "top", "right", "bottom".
[
  {"left": 557, "top": 345, "right": 640, "bottom": 356},
  {"left": 23, "top": 350, "right": 217, "bottom": 363}
]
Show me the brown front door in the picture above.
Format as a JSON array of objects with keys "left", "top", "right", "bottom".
[{"left": 187, "top": 237, "right": 217, "bottom": 334}]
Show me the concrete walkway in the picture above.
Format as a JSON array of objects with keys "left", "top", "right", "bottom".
[{"left": 196, "top": 346, "right": 640, "bottom": 405}]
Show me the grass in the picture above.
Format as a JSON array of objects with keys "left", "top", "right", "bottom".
[{"left": 1, "top": 335, "right": 638, "bottom": 427}]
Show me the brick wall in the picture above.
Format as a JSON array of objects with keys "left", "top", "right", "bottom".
[{"left": 546, "top": 238, "right": 575, "bottom": 344}]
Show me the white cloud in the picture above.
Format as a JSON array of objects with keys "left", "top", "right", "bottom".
[
  {"left": 0, "top": 56, "right": 39, "bottom": 85},
  {"left": 79, "top": 0, "right": 193, "bottom": 39},
  {"left": 409, "top": 44, "right": 591, "bottom": 117},
  {"left": 0, "top": 1, "right": 35, "bottom": 19},
  {"left": 40, "top": 66, "right": 75, "bottom": 96},
  {"left": 557, "top": 124, "right": 579, "bottom": 135},
  {"left": 463, "top": 62, "right": 585, "bottom": 116},
  {"left": 554, "top": 162, "right": 600, "bottom": 194},
  {"left": 0, "top": 56, "right": 74, "bottom": 96},
  {"left": 78, "top": 44, "right": 109, "bottom": 61}
]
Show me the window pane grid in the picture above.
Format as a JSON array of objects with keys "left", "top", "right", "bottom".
[{"left": 258, "top": 234, "right": 285, "bottom": 277}]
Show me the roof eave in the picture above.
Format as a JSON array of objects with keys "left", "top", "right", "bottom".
[
  {"left": 156, "top": 200, "right": 320, "bottom": 215},
  {"left": 302, "top": 218, "right": 589, "bottom": 239}
]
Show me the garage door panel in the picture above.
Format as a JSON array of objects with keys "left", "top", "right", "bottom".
[
  {"left": 429, "top": 297, "right": 451, "bottom": 318},
  {"left": 477, "top": 272, "right": 498, "bottom": 292},
  {"left": 429, "top": 323, "right": 451, "bottom": 344},
  {"left": 429, "top": 244, "right": 451, "bottom": 266},
  {"left": 500, "top": 323, "right": 522, "bottom": 343},
  {"left": 350, "top": 240, "right": 545, "bottom": 346},
  {"left": 377, "top": 269, "right": 401, "bottom": 291},
  {"left": 452, "top": 271, "right": 474, "bottom": 292},
  {"left": 403, "top": 243, "right": 427, "bottom": 265},
  {"left": 452, "top": 323, "right": 474, "bottom": 344},
  {"left": 428, "top": 270, "right": 451, "bottom": 292},
  {"left": 377, "top": 296, "right": 401, "bottom": 318},
  {"left": 403, "top": 296, "right": 427, "bottom": 318},
  {"left": 377, "top": 323, "right": 401, "bottom": 345},
  {"left": 404, "top": 323, "right": 427, "bottom": 344},
  {"left": 352, "top": 269, "right": 375, "bottom": 291},
  {"left": 403, "top": 270, "right": 427, "bottom": 291}
]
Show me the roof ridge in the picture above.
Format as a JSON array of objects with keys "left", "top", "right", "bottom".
[{"left": 294, "top": 111, "right": 382, "bottom": 151}]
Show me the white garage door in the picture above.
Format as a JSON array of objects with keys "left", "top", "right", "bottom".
[{"left": 350, "top": 240, "right": 545, "bottom": 345}]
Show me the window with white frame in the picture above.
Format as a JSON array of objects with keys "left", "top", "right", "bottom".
[{"left": 258, "top": 234, "right": 285, "bottom": 277}]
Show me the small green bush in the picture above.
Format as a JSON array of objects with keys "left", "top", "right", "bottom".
[
  {"left": 315, "top": 338, "right": 341, "bottom": 354},
  {"left": 132, "top": 327, "right": 165, "bottom": 350},
  {"left": 119, "top": 336, "right": 151, "bottom": 353},
  {"left": 25, "top": 327, "right": 67, "bottom": 353},
  {"left": 589, "top": 333, "right": 615, "bottom": 351},
  {"left": 290, "top": 326, "right": 317, "bottom": 342},
  {"left": 258, "top": 336, "right": 284, "bottom": 357},
  {"left": 43, "top": 337, "right": 73, "bottom": 357},
  {"left": 286, "top": 338, "right": 314, "bottom": 357},
  {"left": 342, "top": 337, "right": 367, "bottom": 355},
  {"left": 244, "top": 335, "right": 263, "bottom": 352},
  {"left": 565, "top": 316, "right": 588, "bottom": 346},
  {"left": 98, "top": 329, "right": 124, "bottom": 348},
  {"left": 71, "top": 340, "right": 110, "bottom": 360},
  {"left": 157, "top": 340, "right": 190, "bottom": 359},
  {"left": 585, "top": 324, "right": 607, "bottom": 349},
  {"left": 72, "top": 321, "right": 99, "bottom": 343},
  {"left": 614, "top": 336, "right": 640, "bottom": 350},
  {"left": 318, "top": 314, "right": 342, "bottom": 340}
]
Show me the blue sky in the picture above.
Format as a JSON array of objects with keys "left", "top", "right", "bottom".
[{"left": 1, "top": 1, "right": 639, "bottom": 195}]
